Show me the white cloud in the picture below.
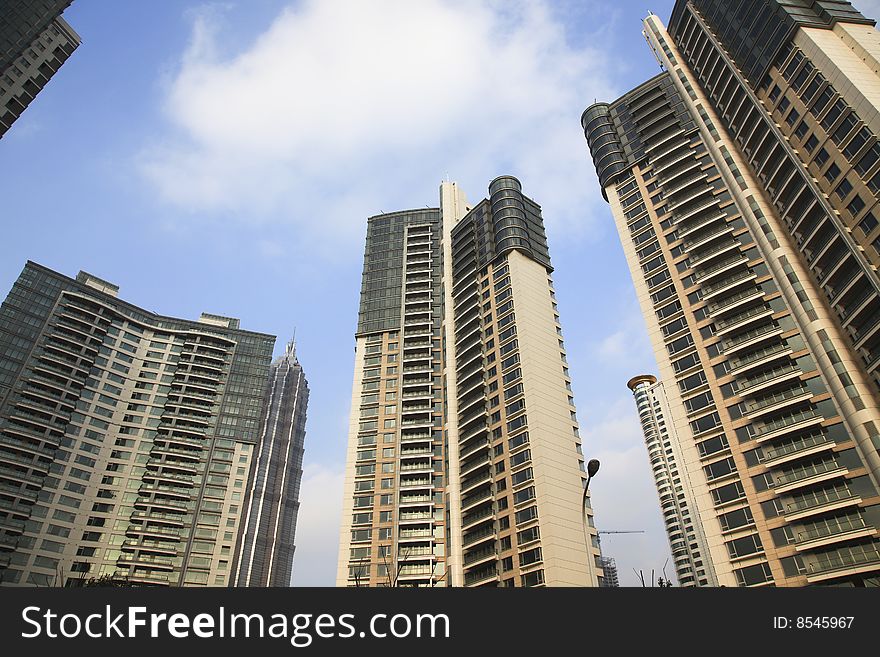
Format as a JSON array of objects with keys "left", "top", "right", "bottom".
[
  {"left": 291, "top": 462, "right": 344, "bottom": 586},
  {"left": 139, "top": 0, "right": 619, "bottom": 249}
]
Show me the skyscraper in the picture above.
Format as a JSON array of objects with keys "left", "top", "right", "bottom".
[
  {"left": 1, "top": 1, "right": 80, "bottom": 138},
  {"left": 233, "top": 340, "right": 308, "bottom": 587},
  {"left": 337, "top": 177, "right": 600, "bottom": 587},
  {"left": 598, "top": 555, "right": 620, "bottom": 587},
  {"left": 627, "top": 374, "right": 715, "bottom": 586},
  {"left": 0, "top": 261, "right": 275, "bottom": 586},
  {"left": 582, "top": 2, "right": 880, "bottom": 587}
]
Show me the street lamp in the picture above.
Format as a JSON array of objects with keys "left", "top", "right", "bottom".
[{"left": 581, "top": 459, "right": 600, "bottom": 586}]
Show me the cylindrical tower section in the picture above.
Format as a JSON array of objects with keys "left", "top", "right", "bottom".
[
  {"left": 581, "top": 103, "right": 627, "bottom": 200},
  {"left": 489, "top": 175, "right": 532, "bottom": 261}
]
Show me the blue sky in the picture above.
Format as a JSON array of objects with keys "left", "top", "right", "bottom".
[{"left": 8, "top": 0, "right": 878, "bottom": 587}]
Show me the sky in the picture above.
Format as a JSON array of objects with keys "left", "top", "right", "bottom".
[{"left": 5, "top": 0, "right": 880, "bottom": 588}]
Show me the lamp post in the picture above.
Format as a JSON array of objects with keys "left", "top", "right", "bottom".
[{"left": 581, "top": 459, "right": 600, "bottom": 586}]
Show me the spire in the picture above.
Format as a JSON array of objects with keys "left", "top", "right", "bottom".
[{"left": 286, "top": 330, "right": 297, "bottom": 364}]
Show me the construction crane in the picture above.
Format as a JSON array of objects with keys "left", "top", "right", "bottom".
[{"left": 596, "top": 530, "right": 645, "bottom": 548}]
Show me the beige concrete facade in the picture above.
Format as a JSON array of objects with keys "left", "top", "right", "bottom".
[
  {"left": 439, "top": 181, "right": 469, "bottom": 586},
  {"left": 506, "top": 250, "right": 597, "bottom": 586},
  {"left": 338, "top": 179, "right": 596, "bottom": 587},
  {"left": 335, "top": 336, "right": 367, "bottom": 586},
  {"left": 584, "top": 10, "right": 880, "bottom": 587}
]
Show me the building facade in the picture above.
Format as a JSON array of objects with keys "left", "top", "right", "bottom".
[
  {"left": 583, "top": 2, "right": 880, "bottom": 587},
  {"left": 627, "top": 374, "right": 715, "bottom": 586},
  {"left": 1, "top": 1, "right": 80, "bottom": 138},
  {"left": 598, "top": 555, "right": 620, "bottom": 587},
  {"left": 233, "top": 340, "right": 308, "bottom": 587},
  {"left": 337, "top": 177, "right": 600, "bottom": 587},
  {"left": 0, "top": 261, "right": 275, "bottom": 586}
]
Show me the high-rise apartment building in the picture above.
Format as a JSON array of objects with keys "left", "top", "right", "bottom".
[
  {"left": 1, "top": 1, "right": 80, "bottom": 138},
  {"left": 0, "top": 261, "right": 275, "bottom": 586},
  {"left": 598, "top": 555, "right": 620, "bottom": 587},
  {"left": 583, "top": 2, "right": 880, "bottom": 586},
  {"left": 337, "top": 177, "right": 600, "bottom": 587},
  {"left": 233, "top": 340, "right": 308, "bottom": 587},
  {"left": 627, "top": 374, "right": 715, "bottom": 586}
]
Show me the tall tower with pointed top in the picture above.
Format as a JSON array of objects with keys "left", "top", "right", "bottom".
[{"left": 233, "top": 339, "right": 309, "bottom": 587}]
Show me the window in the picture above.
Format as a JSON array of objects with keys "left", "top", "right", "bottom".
[
  {"left": 803, "top": 134, "right": 818, "bottom": 153},
  {"left": 834, "top": 177, "right": 853, "bottom": 199},
  {"left": 726, "top": 533, "right": 763, "bottom": 559},
  {"left": 858, "top": 212, "right": 878, "bottom": 236},
  {"left": 824, "top": 162, "right": 841, "bottom": 184},
  {"left": 847, "top": 195, "right": 865, "bottom": 218}
]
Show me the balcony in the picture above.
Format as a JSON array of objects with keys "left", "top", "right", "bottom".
[
  {"left": 676, "top": 209, "right": 726, "bottom": 240},
  {"left": 459, "top": 437, "right": 490, "bottom": 461},
  {"left": 667, "top": 185, "right": 714, "bottom": 216},
  {"left": 0, "top": 464, "right": 44, "bottom": 485},
  {"left": 138, "top": 483, "right": 192, "bottom": 499},
  {"left": 121, "top": 539, "right": 178, "bottom": 555},
  {"left": 806, "top": 544, "right": 880, "bottom": 582},
  {"left": 400, "top": 460, "right": 433, "bottom": 472},
  {"left": 694, "top": 255, "right": 748, "bottom": 284},
  {"left": 744, "top": 385, "right": 812, "bottom": 419},
  {"left": 652, "top": 148, "right": 693, "bottom": 176},
  {"left": 714, "top": 304, "right": 774, "bottom": 336},
  {"left": 462, "top": 504, "right": 495, "bottom": 529},
  {"left": 461, "top": 468, "right": 492, "bottom": 493},
  {"left": 461, "top": 486, "right": 493, "bottom": 511},
  {"left": 728, "top": 342, "right": 791, "bottom": 375},
  {"left": 0, "top": 450, "right": 50, "bottom": 472},
  {"left": 399, "top": 432, "right": 432, "bottom": 443},
  {"left": 135, "top": 496, "right": 194, "bottom": 512},
  {"left": 688, "top": 240, "right": 740, "bottom": 270},
  {"left": 774, "top": 458, "right": 846, "bottom": 494},
  {"left": 673, "top": 197, "right": 722, "bottom": 227},
  {"left": 752, "top": 407, "right": 824, "bottom": 443},
  {"left": 142, "top": 469, "right": 195, "bottom": 485},
  {"left": 146, "top": 458, "right": 199, "bottom": 475},
  {"left": 463, "top": 522, "right": 495, "bottom": 547},
  {"left": 398, "top": 565, "right": 435, "bottom": 578},
  {"left": 150, "top": 445, "right": 202, "bottom": 461},
  {"left": 463, "top": 545, "right": 497, "bottom": 567},
  {"left": 401, "top": 418, "right": 433, "bottom": 429},
  {"left": 130, "top": 510, "right": 187, "bottom": 525},
  {"left": 399, "top": 494, "right": 432, "bottom": 506},
  {"left": 117, "top": 553, "right": 175, "bottom": 571},
  {"left": 794, "top": 514, "right": 875, "bottom": 551},
  {"left": 648, "top": 136, "right": 689, "bottom": 162},
  {"left": 399, "top": 528, "right": 433, "bottom": 540},
  {"left": 664, "top": 171, "right": 708, "bottom": 198},
  {"left": 0, "top": 434, "right": 55, "bottom": 459},
  {"left": 400, "top": 446, "right": 432, "bottom": 457},
  {"left": 721, "top": 322, "right": 781, "bottom": 355},
  {"left": 464, "top": 565, "right": 499, "bottom": 586},
  {"left": 783, "top": 486, "right": 861, "bottom": 522},
  {"left": 399, "top": 511, "right": 433, "bottom": 523},
  {"left": 460, "top": 452, "right": 491, "bottom": 477},
  {"left": 400, "top": 478, "right": 432, "bottom": 489},
  {"left": 760, "top": 430, "right": 833, "bottom": 467},
  {"left": 701, "top": 270, "right": 757, "bottom": 300}
]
